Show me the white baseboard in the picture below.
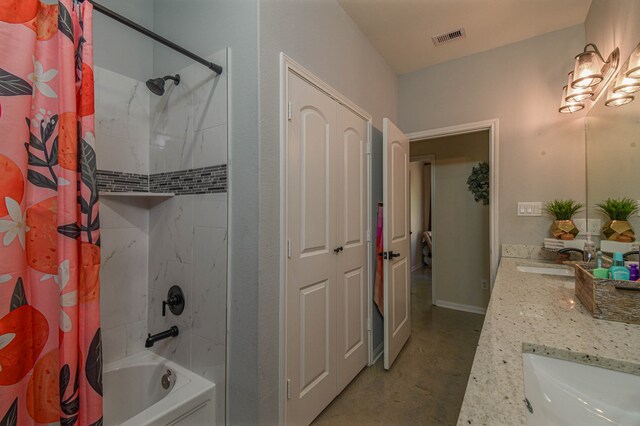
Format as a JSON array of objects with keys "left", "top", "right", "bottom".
[
  {"left": 371, "top": 342, "right": 384, "bottom": 365},
  {"left": 435, "top": 300, "right": 487, "bottom": 315}
]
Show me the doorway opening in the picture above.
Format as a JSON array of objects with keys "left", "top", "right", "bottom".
[
  {"left": 410, "top": 157, "right": 433, "bottom": 273},
  {"left": 411, "top": 130, "right": 491, "bottom": 314}
]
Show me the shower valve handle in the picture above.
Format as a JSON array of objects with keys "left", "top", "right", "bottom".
[
  {"left": 162, "top": 285, "right": 185, "bottom": 317},
  {"left": 162, "top": 296, "right": 181, "bottom": 316}
]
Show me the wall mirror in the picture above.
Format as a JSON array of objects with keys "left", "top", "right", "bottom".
[{"left": 586, "top": 42, "right": 640, "bottom": 251}]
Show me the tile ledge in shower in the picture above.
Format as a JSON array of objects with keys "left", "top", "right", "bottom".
[
  {"left": 100, "top": 192, "right": 175, "bottom": 198},
  {"left": 100, "top": 192, "right": 175, "bottom": 207}
]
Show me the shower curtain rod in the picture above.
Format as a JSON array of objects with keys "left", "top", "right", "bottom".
[{"left": 87, "top": 0, "right": 223, "bottom": 75}]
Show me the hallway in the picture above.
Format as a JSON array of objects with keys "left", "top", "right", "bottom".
[{"left": 313, "top": 269, "right": 485, "bottom": 425}]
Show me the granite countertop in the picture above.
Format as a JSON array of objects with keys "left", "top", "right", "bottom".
[{"left": 457, "top": 256, "right": 640, "bottom": 425}]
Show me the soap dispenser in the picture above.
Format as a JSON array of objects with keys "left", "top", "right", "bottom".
[
  {"left": 609, "top": 252, "right": 631, "bottom": 280},
  {"left": 630, "top": 264, "right": 639, "bottom": 281},
  {"left": 583, "top": 232, "right": 596, "bottom": 263}
]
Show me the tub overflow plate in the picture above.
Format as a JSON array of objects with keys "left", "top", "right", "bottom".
[{"left": 161, "top": 370, "right": 172, "bottom": 389}]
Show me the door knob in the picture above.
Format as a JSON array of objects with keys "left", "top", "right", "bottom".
[
  {"left": 333, "top": 246, "right": 344, "bottom": 254},
  {"left": 380, "top": 251, "right": 400, "bottom": 259}
]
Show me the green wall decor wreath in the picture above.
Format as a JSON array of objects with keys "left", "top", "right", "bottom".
[{"left": 467, "top": 161, "right": 489, "bottom": 205}]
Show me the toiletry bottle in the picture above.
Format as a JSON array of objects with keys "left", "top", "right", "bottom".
[
  {"left": 596, "top": 250, "right": 603, "bottom": 269},
  {"left": 609, "top": 252, "right": 631, "bottom": 280},
  {"left": 583, "top": 233, "right": 596, "bottom": 262},
  {"left": 630, "top": 264, "right": 639, "bottom": 281}
]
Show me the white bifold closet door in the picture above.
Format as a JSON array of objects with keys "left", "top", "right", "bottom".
[
  {"left": 335, "top": 103, "right": 368, "bottom": 393},
  {"left": 285, "top": 73, "right": 368, "bottom": 425}
]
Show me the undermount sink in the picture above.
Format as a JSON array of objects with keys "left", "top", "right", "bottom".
[
  {"left": 523, "top": 353, "right": 640, "bottom": 425},
  {"left": 516, "top": 264, "right": 575, "bottom": 277}
]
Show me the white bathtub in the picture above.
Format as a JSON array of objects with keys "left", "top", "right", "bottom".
[{"left": 104, "top": 351, "right": 215, "bottom": 425}]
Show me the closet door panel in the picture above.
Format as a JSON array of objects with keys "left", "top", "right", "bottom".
[
  {"left": 285, "top": 73, "right": 338, "bottom": 426},
  {"left": 336, "top": 104, "right": 368, "bottom": 393}
]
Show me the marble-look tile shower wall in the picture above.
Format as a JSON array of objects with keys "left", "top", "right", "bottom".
[
  {"left": 95, "top": 66, "right": 151, "bottom": 364},
  {"left": 94, "top": 48, "right": 228, "bottom": 424},
  {"left": 147, "top": 49, "right": 228, "bottom": 425}
]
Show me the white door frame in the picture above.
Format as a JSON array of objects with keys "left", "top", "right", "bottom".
[
  {"left": 279, "top": 53, "right": 373, "bottom": 424},
  {"left": 406, "top": 119, "right": 499, "bottom": 288},
  {"left": 409, "top": 154, "right": 435, "bottom": 303}
]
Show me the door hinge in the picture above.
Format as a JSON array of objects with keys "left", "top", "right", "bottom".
[
  {"left": 366, "top": 140, "right": 371, "bottom": 155},
  {"left": 287, "top": 240, "right": 291, "bottom": 259},
  {"left": 367, "top": 318, "right": 372, "bottom": 332},
  {"left": 367, "top": 229, "right": 371, "bottom": 242},
  {"left": 286, "top": 379, "right": 291, "bottom": 400},
  {"left": 287, "top": 101, "right": 292, "bottom": 121}
]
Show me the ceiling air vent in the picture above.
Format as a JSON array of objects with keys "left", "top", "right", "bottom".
[{"left": 431, "top": 27, "right": 466, "bottom": 46}]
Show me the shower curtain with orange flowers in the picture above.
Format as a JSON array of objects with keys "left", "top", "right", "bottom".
[{"left": 0, "top": 0, "right": 102, "bottom": 424}]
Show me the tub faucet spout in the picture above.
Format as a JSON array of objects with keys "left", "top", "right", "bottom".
[{"left": 145, "top": 326, "right": 179, "bottom": 348}]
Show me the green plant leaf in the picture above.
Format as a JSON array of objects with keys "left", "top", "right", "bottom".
[
  {"left": 596, "top": 197, "right": 639, "bottom": 221},
  {"left": 85, "top": 329, "right": 103, "bottom": 396},
  {"left": 80, "top": 138, "right": 98, "bottom": 203},
  {"left": 0, "top": 68, "right": 32, "bottom": 97},
  {"left": 58, "top": 1, "right": 74, "bottom": 42},
  {"left": 27, "top": 170, "right": 57, "bottom": 190},
  {"left": 10, "top": 278, "right": 27, "bottom": 311},
  {"left": 27, "top": 152, "right": 48, "bottom": 167},
  {"left": 29, "top": 131, "right": 45, "bottom": 151},
  {"left": 544, "top": 199, "right": 584, "bottom": 220},
  {"left": 58, "top": 223, "right": 81, "bottom": 240},
  {"left": 0, "top": 398, "right": 18, "bottom": 426}
]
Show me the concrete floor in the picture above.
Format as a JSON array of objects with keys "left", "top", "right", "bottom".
[{"left": 312, "top": 268, "right": 485, "bottom": 426}]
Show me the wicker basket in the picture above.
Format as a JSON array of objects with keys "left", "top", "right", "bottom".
[{"left": 574, "top": 263, "right": 640, "bottom": 325}]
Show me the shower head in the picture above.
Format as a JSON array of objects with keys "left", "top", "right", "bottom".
[{"left": 145, "top": 74, "right": 180, "bottom": 96}]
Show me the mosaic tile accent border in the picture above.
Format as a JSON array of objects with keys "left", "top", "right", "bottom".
[
  {"left": 150, "top": 165, "right": 227, "bottom": 194},
  {"left": 97, "top": 170, "right": 148, "bottom": 193},
  {"left": 98, "top": 165, "right": 227, "bottom": 195}
]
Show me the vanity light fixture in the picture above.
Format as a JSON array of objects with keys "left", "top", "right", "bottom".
[
  {"left": 605, "top": 85, "right": 634, "bottom": 107},
  {"left": 559, "top": 85, "right": 585, "bottom": 113},
  {"left": 565, "top": 71, "right": 594, "bottom": 102},
  {"left": 571, "top": 44, "right": 618, "bottom": 89},
  {"left": 625, "top": 43, "right": 640, "bottom": 79},
  {"left": 612, "top": 69, "right": 640, "bottom": 95},
  {"left": 559, "top": 43, "right": 619, "bottom": 114}
]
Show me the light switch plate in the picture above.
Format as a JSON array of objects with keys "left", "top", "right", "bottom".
[{"left": 517, "top": 202, "right": 542, "bottom": 217}]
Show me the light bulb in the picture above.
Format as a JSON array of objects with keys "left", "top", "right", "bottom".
[
  {"left": 559, "top": 86, "right": 585, "bottom": 113},
  {"left": 572, "top": 51, "right": 603, "bottom": 88}
]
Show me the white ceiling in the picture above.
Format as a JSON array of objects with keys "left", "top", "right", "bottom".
[{"left": 337, "top": 0, "right": 592, "bottom": 75}]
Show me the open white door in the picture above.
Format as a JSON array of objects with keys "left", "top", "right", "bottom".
[{"left": 382, "top": 118, "right": 411, "bottom": 370}]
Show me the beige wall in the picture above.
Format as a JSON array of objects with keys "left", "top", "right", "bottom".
[
  {"left": 399, "top": 25, "right": 587, "bottom": 247},
  {"left": 410, "top": 161, "right": 425, "bottom": 269},
  {"left": 258, "top": 1, "right": 398, "bottom": 422},
  {"left": 412, "top": 132, "right": 490, "bottom": 310}
]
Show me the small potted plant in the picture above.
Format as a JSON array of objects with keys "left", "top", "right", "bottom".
[
  {"left": 545, "top": 199, "right": 584, "bottom": 240},
  {"left": 596, "top": 197, "right": 638, "bottom": 242}
]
